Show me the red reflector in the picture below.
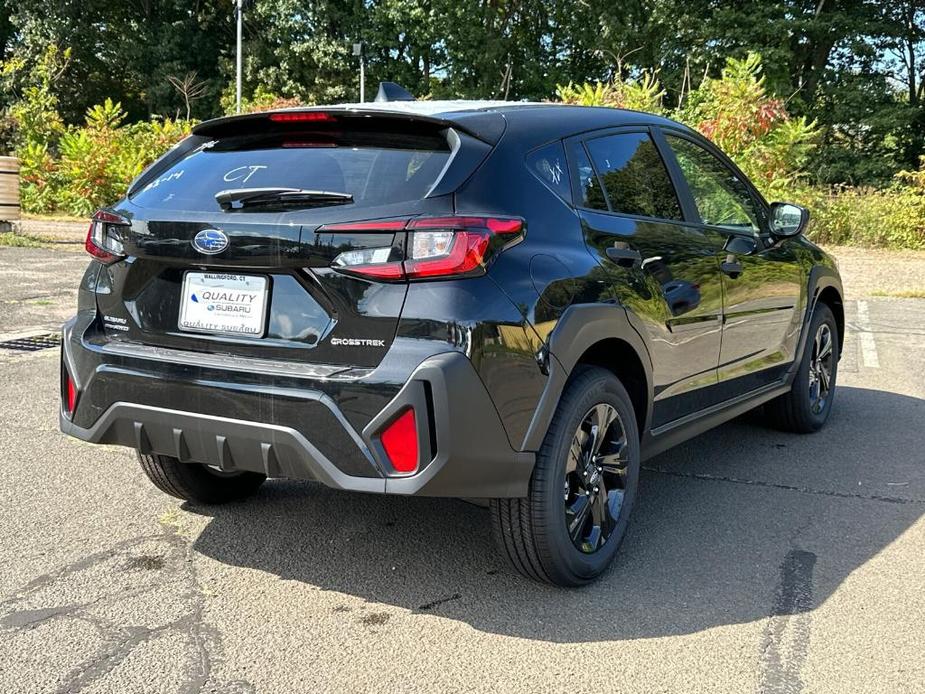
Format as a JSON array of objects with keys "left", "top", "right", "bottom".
[
  {"left": 380, "top": 408, "right": 418, "bottom": 473},
  {"left": 269, "top": 112, "right": 336, "bottom": 123},
  {"left": 65, "top": 373, "right": 78, "bottom": 416}
]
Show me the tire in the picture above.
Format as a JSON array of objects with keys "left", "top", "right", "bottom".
[
  {"left": 138, "top": 453, "right": 266, "bottom": 504},
  {"left": 765, "top": 303, "right": 839, "bottom": 433},
  {"left": 491, "top": 366, "right": 641, "bottom": 587}
]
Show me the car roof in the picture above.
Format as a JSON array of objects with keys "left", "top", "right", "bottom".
[
  {"left": 193, "top": 100, "right": 688, "bottom": 149},
  {"left": 303, "top": 99, "right": 676, "bottom": 126}
]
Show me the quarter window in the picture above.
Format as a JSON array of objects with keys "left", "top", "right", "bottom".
[
  {"left": 666, "top": 135, "right": 761, "bottom": 231},
  {"left": 584, "top": 132, "right": 683, "bottom": 221},
  {"left": 526, "top": 142, "right": 571, "bottom": 201}
]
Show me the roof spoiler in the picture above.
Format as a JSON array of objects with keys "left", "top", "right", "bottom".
[{"left": 191, "top": 108, "right": 477, "bottom": 140}]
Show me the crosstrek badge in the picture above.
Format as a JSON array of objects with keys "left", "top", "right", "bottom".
[{"left": 330, "top": 337, "right": 386, "bottom": 347}]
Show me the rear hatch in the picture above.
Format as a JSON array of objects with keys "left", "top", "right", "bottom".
[{"left": 92, "top": 110, "right": 494, "bottom": 370}]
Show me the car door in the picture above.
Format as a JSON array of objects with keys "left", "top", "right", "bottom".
[
  {"left": 565, "top": 128, "right": 726, "bottom": 428},
  {"left": 660, "top": 129, "right": 804, "bottom": 393}
]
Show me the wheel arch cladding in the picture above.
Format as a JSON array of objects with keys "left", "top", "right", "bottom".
[
  {"left": 570, "top": 338, "right": 648, "bottom": 439},
  {"left": 816, "top": 285, "right": 844, "bottom": 357},
  {"left": 520, "top": 304, "right": 654, "bottom": 451}
]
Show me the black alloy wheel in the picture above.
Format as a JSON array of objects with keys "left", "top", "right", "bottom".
[{"left": 563, "top": 403, "right": 631, "bottom": 553}]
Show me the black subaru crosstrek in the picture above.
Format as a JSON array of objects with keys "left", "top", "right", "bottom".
[{"left": 60, "top": 97, "right": 843, "bottom": 586}]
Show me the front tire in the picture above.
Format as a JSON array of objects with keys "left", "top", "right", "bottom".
[
  {"left": 138, "top": 453, "right": 266, "bottom": 504},
  {"left": 765, "top": 303, "right": 839, "bottom": 433},
  {"left": 491, "top": 367, "right": 641, "bottom": 586}
]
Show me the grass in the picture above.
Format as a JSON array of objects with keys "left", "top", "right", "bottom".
[
  {"left": 0, "top": 231, "right": 47, "bottom": 248},
  {"left": 22, "top": 212, "right": 88, "bottom": 223},
  {"left": 871, "top": 289, "right": 925, "bottom": 299}
]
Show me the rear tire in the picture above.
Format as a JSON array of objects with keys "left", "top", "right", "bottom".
[
  {"left": 765, "top": 303, "right": 839, "bottom": 433},
  {"left": 138, "top": 453, "right": 266, "bottom": 504},
  {"left": 491, "top": 366, "right": 641, "bottom": 586}
]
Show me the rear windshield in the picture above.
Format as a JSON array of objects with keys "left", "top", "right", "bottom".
[{"left": 130, "top": 132, "right": 452, "bottom": 212}]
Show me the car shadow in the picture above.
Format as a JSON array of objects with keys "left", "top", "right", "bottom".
[{"left": 189, "top": 386, "right": 923, "bottom": 642}]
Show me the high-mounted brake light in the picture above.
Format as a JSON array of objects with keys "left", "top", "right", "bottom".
[
  {"left": 269, "top": 112, "right": 337, "bottom": 123},
  {"left": 380, "top": 408, "right": 418, "bottom": 474},
  {"left": 324, "top": 216, "right": 524, "bottom": 282},
  {"left": 85, "top": 210, "right": 129, "bottom": 264}
]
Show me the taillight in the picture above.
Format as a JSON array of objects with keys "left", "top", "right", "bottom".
[
  {"left": 86, "top": 210, "right": 129, "bottom": 264},
  {"left": 380, "top": 408, "right": 418, "bottom": 474},
  {"left": 324, "top": 216, "right": 524, "bottom": 281}
]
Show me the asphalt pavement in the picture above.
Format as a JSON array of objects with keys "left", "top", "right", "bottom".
[{"left": 0, "top": 245, "right": 922, "bottom": 693}]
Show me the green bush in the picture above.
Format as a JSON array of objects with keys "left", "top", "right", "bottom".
[
  {"left": 5, "top": 45, "right": 192, "bottom": 216},
  {"left": 799, "top": 182, "right": 925, "bottom": 251},
  {"left": 17, "top": 98, "right": 191, "bottom": 216}
]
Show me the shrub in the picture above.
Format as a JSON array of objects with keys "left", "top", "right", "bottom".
[
  {"left": 14, "top": 97, "right": 192, "bottom": 216},
  {"left": 800, "top": 180, "right": 925, "bottom": 251},
  {"left": 677, "top": 53, "right": 817, "bottom": 201},
  {"left": 556, "top": 72, "right": 665, "bottom": 115},
  {"left": 220, "top": 85, "right": 303, "bottom": 116}
]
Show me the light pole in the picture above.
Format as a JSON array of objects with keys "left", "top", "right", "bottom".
[
  {"left": 353, "top": 42, "right": 365, "bottom": 103},
  {"left": 235, "top": 0, "right": 244, "bottom": 113}
]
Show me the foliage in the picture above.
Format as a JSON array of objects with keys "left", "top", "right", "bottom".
[
  {"left": 10, "top": 80, "right": 192, "bottom": 216},
  {"left": 556, "top": 72, "right": 666, "bottom": 114},
  {"left": 676, "top": 53, "right": 817, "bottom": 200},
  {"left": 0, "top": 231, "right": 45, "bottom": 248},
  {"left": 803, "top": 157, "right": 925, "bottom": 250},
  {"left": 0, "top": 3, "right": 923, "bottom": 248},
  {"left": 219, "top": 85, "right": 303, "bottom": 116},
  {"left": 2, "top": 43, "right": 68, "bottom": 150},
  {"left": 801, "top": 186, "right": 925, "bottom": 251},
  {"left": 556, "top": 53, "right": 925, "bottom": 250}
]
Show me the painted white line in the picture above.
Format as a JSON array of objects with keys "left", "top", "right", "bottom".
[{"left": 856, "top": 300, "right": 880, "bottom": 368}]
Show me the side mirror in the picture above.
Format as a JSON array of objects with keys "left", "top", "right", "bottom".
[{"left": 769, "top": 202, "right": 809, "bottom": 238}]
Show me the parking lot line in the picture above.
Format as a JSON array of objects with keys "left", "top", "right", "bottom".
[{"left": 855, "top": 300, "right": 880, "bottom": 368}]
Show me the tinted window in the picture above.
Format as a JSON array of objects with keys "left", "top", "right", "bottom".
[
  {"left": 584, "top": 133, "right": 682, "bottom": 221},
  {"left": 666, "top": 135, "right": 760, "bottom": 231},
  {"left": 130, "top": 133, "right": 451, "bottom": 212},
  {"left": 526, "top": 142, "right": 571, "bottom": 201},
  {"left": 568, "top": 141, "right": 607, "bottom": 210}
]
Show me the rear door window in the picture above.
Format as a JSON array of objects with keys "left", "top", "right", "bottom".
[
  {"left": 583, "top": 132, "right": 683, "bottom": 221},
  {"left": 130, "top": 132, "right": 451, "bottom": 212}
]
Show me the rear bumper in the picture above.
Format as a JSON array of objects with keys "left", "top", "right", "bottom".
[{"left": 60, "top": 318, "right": 534, "bottom": 497}]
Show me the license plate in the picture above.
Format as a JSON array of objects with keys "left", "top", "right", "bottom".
[{"left": 178, "top": 272, "right": 269, "bottom": 337}]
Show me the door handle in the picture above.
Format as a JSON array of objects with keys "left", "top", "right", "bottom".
[
  {"left": 721, "top": 259, "right": 743, "bottom": 278},
  {"left": 606, "top": 246, "right": 642, "bottom": 268}
]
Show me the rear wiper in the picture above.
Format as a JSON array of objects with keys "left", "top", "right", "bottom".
[{"left": 215, "top": 187, "right": 353, "bottom": 211}]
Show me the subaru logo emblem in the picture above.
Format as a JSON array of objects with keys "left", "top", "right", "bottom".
[{"left": 192, "top": 228, "right": 229, "bottom": 255}]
